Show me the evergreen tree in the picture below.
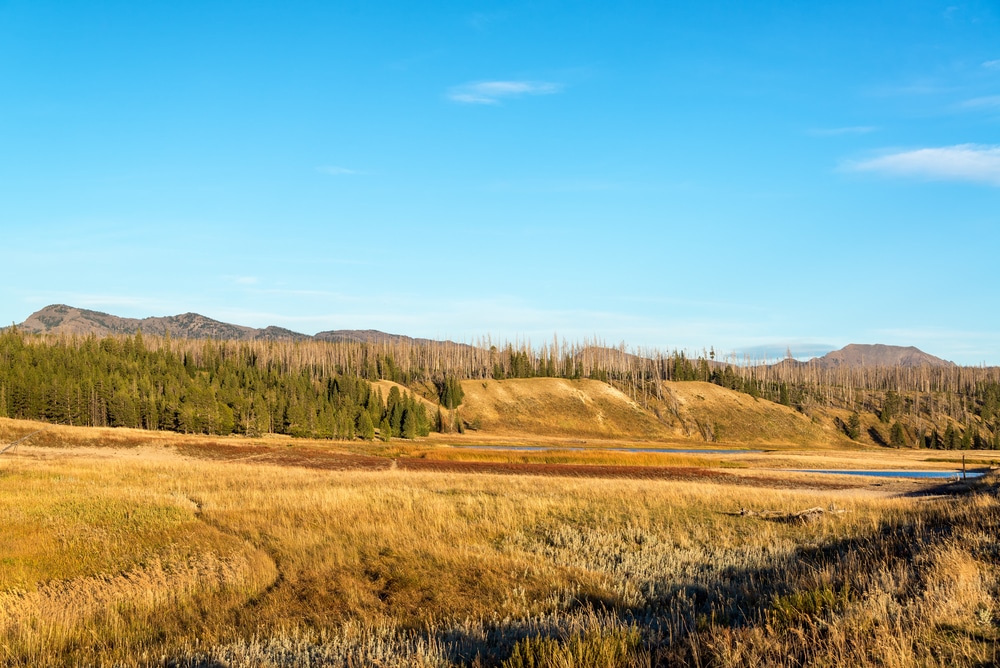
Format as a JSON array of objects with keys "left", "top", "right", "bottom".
[
  {"left": 890, "top": 421, "right": 907, "bottom": 448},
  {"left": 944, "top": 424, "right": 957, "bottom": 449},
  {"left": 358, "top": 411, "right": 375, "bottom": 440},
  {"left": 846, "top": 412, "right": 862, "bottom": 440},
  {"left": 880, "top": 390, "right": 902, "bottom": 423},
  {"left": 960, "top": 426, "right": 973, "bottom": 450},
  {"left": 438, "top": 375, "right": 465, "bottom": 410},
  {"left": 401, "top": 408, "right": 417, "bottom": 439}
]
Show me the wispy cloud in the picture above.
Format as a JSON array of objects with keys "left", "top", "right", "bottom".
[
  {"left": 869, "top": 81, "right": 955, "bottom": 97},
  {"left": 468, "top": 11, "right": 506, "bottom": 30},
  {"left": 728, "top": 343, "right": 837, "bottom": 362},
  {"left": 448, "top": 80, "right": 562, "bottom": 105},
  {"left": 983, "top": 59, "right": 1000, "bottom": 70},
  {"left": 961, "top": 95, "right": 1000, "bottom": 109},
  {"left": 847, "top": 144, "right": 1000, "bottom": 186},
  {"left": 318, "top": 165, "right": 364, "bottom": 176},
  {"left": 807, "top": 126, "right": 878, "bottom": 137}
]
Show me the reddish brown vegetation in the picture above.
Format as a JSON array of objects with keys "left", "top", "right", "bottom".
[{"left": 173, "top": 440, "right": 848, "bottom": 490}]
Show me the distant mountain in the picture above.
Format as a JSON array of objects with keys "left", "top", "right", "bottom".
[
  {"left": 13, "top": 304, "right": 436, "bottom": 346},
  {"left": 808, "top": 344, "right": 954, "bottom": 368},
  {"left": 12, "top": 307, "right": 958, "bottom": 368},
  {"left": 16, "top": 304, "right": 281, "bottom": 340}
]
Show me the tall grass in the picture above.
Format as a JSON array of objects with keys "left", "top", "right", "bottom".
[{"left": 1, "top": 439, "right": 997, "bottom": 666}]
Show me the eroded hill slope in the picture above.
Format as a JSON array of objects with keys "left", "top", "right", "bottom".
[
  {"left": 653, "top": 381, "right": 849, "bottom": 447},
  {"left": 457, "top": 378, "right": 670, "bottom": 440},
  {"left": 454, "top": 378, "right": 849, "bottom": 446}
]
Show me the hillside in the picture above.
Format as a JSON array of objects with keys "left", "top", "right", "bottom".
[
  {"left": 454, "top": 378, "right": 980, "bottom": 448},
  {"left": 451, "top": 377, "right": 848, "bottom": 446},
  {"left": 456, "top": 378, "right": 670, "bottom": 440},
  {"left": 5, "top": 307, "right": 990, "bottom": 449},
  {"left": 653, "top": 381, "right": 848, "bottom": 446},
  {"left": 369, "top": 380, "right": 440, "bottom": 414}
]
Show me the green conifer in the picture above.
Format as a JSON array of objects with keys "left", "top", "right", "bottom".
[{"left": 358, "top": 411, "right": 375, "bottom": 440}]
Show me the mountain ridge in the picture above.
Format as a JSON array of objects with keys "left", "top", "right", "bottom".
[
  {"left": 11, "top": 304, "right": 956, "bottom": 367},
  {"left": 811, "top": 343, "right": 954, "bottom": 368},
  {"left": 771, "top": 343, "right": 955, "bottom": 369},
  {"left": 13, "top": 304, "right": 413, "bottom": 344}
]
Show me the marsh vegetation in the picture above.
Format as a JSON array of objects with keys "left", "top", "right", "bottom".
[{"left": 1, "top": 423, "right": 998, "bottom": 666}]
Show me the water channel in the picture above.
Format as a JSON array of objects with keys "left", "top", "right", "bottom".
[{"left": 793, "top": 469, "right": 986, "bottom": 479}]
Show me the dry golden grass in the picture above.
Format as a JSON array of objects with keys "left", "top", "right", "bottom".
[
  {"left": 391, "top": 444, "right": 745, "bottom": 469},
  {"left": 371, "top": 380, "right": 442, "bottom": 413},
  {"left": 453, "top": 378, "right": 858, "bottom": 448},
  {"left": 459, "top": 378, "right": 671, "bottom": 440},
  {"left": 652, "top": 381, "right": 853, "bottom": 447},
  {"left": 1, "top": 420, "right": 999, "bottom": 666}
]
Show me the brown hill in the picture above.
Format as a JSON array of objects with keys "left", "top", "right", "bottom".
[
  {"left": 810, "top": 344, "right": 953, "bottom": 368},
  {"left": 653, "top": 381, "right": 847, "bottom": 446},
  {"left": 369, "top": 380, "right": 440, "bottom": 413},
  {"left": 454, "top": 377, "right": 848, "bottom": 446},
  {"left": 458, "top": 378, "right": 671, "bottom": 440}
]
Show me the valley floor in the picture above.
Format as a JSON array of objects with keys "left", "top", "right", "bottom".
[{"left": 1, "top": 419, "right": 999, "bottom": 666}]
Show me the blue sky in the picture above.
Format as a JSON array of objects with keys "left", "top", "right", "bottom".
[{"left": 1, "top": 1, "right": 998, "bottom": 363}]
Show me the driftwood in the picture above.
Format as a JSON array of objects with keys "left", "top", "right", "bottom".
[
  {"left": 738, "top": 505, "right": 849, "bottom": 524},
  {"left": 0, "top": 428, "right": 48, "bottom": 455}
]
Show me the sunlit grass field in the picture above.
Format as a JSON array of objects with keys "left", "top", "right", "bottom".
[{"left": 1, "top": 420, "right": 999, "bottom": 666}]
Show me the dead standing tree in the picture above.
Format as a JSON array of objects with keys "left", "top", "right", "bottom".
[{"left": 0, "top": 428, "right": 48, "bottom": 455}]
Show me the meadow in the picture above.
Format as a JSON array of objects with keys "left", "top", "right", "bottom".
[{"left": 1, "top": 420, "right": 998, "bottom": 666}]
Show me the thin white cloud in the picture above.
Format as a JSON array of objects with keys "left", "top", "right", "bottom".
[
  {"left": 468, "top": 11, "right": 506, "bottom": 30},
  {"left": 808, "top": 126, "right": 878, "bottom": 137},
  {"left": 847, "top": 144, "right": 1000, "bottom": 186},
  {"left": 870, "top": 81, "right": 954, "bottom": 97},
  {"left": 961, "top": 95, "right": 1000, "bottom": 109},
  {"left": 448, "top": 80, "right": 562, "bottom": 105},
  {"left": 983, "top": 59, "right": 1000, "bottom": 70},
  {"left": 318, "top": 165, "right": 363, "bottom": 176},
  {"left": 729, "top": 343, "right": 837, "bottom": 362}
]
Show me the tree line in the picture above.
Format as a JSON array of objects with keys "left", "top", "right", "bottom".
[
  {"left": 2, "top": 328, "right": 999, "bottom": 446},
  {"left": 0, "top": 328, "right": 430, "bottom": 440}
]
